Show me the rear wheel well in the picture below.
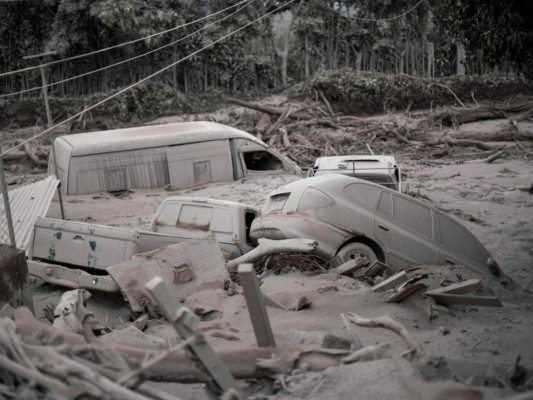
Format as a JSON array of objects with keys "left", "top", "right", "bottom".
[{"left": 337, "top": 237, "right": 385, "bottom": 263}]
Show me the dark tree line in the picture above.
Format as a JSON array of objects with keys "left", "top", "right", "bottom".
[{"left": 0, "top": 0, "right": 531, "bottom": 99}]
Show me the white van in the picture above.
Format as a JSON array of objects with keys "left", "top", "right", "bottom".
[{"left": 50, "top": 121, "right": 301, "bottom": 195}]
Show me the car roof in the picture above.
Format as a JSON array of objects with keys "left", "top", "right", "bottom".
[
  {"left": 274, "top": 174, "right": 423, "bottom": 206},
  {"left": 315, "top": 155, "right": 397, "bottom": 171}
]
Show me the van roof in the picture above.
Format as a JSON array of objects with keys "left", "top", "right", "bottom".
[{"left": 57, "top": 121, "right": 265, "bottom": 156}]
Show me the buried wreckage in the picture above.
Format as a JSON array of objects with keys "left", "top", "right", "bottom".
[{"left": 0, "top": 130, "right": 529, "bottom": 398}]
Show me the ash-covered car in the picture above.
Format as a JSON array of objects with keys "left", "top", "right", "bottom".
[{"left": 250, "top": 174, "right": 504, "bottom": 278}]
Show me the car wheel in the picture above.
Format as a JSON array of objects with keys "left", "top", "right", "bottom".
[{"left": 335, "top": 242, "right": 378, "bottom": 265}]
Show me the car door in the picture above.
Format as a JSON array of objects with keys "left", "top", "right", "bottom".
[{"left": 374, "top": 192, "right": 440, "bottom": 269}]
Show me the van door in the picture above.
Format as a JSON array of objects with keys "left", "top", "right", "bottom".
[
  {"left": 374, "top": 192, "right": 439, "bottom": 268},
  {"left": 166, "top": 140, "right": 233, "bottom": 189}
]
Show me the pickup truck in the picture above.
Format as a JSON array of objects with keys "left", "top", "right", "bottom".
[{"left": 28, "top": 197, "right": 260, "bottom": 290}]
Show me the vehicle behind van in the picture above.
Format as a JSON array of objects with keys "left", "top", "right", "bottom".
[
  {"left": 50, "top": 121, "right": 301, "bottom": 195},
  {"left": 307, "top": 155, "right": 400, "bottom": 191}
]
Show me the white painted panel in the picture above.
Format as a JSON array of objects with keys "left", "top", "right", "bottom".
[{"left": 166, "top": 139, "right": 233, "bottom": 189}]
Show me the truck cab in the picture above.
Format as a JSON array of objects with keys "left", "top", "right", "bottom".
[{"left": 149, "top": 197, "right": 260, "bottom": 259}]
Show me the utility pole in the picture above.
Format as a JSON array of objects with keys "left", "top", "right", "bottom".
[{"left": 23, "top": 51, "right": 65, "bottom": 220}]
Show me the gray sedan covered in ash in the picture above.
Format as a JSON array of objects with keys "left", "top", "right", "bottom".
[{"left": 250, "top": 174, "right": 504, "bottom": 279}]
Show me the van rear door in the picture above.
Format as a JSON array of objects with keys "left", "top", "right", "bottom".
[{"left": 166, "top": 139, "right": 233, "bottom": 189}]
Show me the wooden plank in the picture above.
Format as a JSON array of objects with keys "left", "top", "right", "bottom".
[
  {"left": 425, "top": 279, "right": 481, "bottom": 296},
  {"left": 364, "top": 261, "right": 389, "bottom": 278},
  {"left": 335, "top": 256, "right": 368, "bottom": 276},
  {"left": 385, "top": 283, "right": 427, "bottom": 303},
  {"left": 372, "top": 271, "right": 408, "bottom": 292},
  {"left": 428, "top": 293, "right": 502, "bottom": 307},
  {"left": 145, "top": 276, "right": 241, "bottom": 394},
  {"left": 238, "top": 264, "right": 276, "bottom": 347}
]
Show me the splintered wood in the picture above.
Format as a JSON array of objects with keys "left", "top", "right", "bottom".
[
  {"left": 145, "top": 276, "right": 242, "bottom": 396},
  {"left": 238, "top": 264, "right": 276, "bottom": 348}
]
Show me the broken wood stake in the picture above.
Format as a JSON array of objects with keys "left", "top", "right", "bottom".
[
  {"left": 372, "top": 271, "right": 408, "bottom": 292},
  {"left": 424, "top": 279, "right": 481, "bottom": 296},
  {"left": 144, "top": 276, "right": 242, "bottom": 394},
  {"left": 238, "top": 264, "right": 276, "bottom": 348},
  {"left": 335, "top": 256, "right": 368, "bottom": 276}
]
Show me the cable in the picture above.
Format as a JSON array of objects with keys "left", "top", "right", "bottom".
[
  {"left": 0, "top": 0, "right": 251, "bottom": 79},
  {"left": 316, "top": 0, "right": 425, "bottom": 22},
  {"left": 0, "top": 0, "right": 296, "bottom": 158},
  {"left": 0, "top": 0, "right": 254, "bottom": 99}
]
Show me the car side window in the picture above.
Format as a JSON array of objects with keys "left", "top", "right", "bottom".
[
  {"left": 344, "top": 183, "right": 380, "bottom": 209},
  {"left": 393, "top": 196, "right": 432, "bottom": 239},
  {"left": 377, "top": 192, "right": 392, "bottom": 217}
]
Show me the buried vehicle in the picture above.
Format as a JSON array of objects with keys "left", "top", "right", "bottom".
[
  {"left": 49, "top": 121, "right": 301, "bottom": 195},
  {"left": 307, "top": 155, "right": 401, "bottom": 191},
  {"left": 250, "top": 174, "right": 504, "bottom": 278}
]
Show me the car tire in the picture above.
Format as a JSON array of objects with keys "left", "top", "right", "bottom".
[{"left": 335, "top": 242, "right": 378, "bottom": 265}]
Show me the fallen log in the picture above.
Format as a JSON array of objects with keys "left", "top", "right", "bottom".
[
  {"left": 223, "top": 96, "right": 342, "bottom": 129},
  {"left": 226, "top": 238, "right": 318, "bottom": 270},
  {"left": 347, "top": 313, "right": 423, "bottom": 353},
  {"left": 435, "top": 100, "right": 533, "bottom": 124}
]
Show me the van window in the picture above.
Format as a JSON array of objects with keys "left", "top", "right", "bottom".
[
  {"left": 377, "top": 192, "right": 393, "bottom": 217},
  {"left": 344, "top": 183, "right": 380, "bottom": 209},
  {"left": 243, "top": 151, "right": 283, "bottom": 171},
  {"left": 393, "top": 196, "right": 432, "bottom": 239}
]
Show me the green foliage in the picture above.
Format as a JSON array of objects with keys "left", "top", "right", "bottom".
[
  {"left": 294, "top": 69, "right": 533, "bottom": 114},
  {"left": 437, "top": 0, "right": 533, "bottom": 77}
]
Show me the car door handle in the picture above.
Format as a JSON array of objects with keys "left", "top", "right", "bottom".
[
  {"left": 378, "top": 224, "right": 389, "bottom": 232},
  {"left": 445, "top": 258, "right": 455, "bottom": 265}
]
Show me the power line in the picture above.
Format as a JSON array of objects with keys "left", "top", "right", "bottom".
[
  {"left": 0, "top": 0, "right": 255, "bottom": 99},
  {"left": 0, "top": 0, "right": 296, "bottom": 158},
  {"left": 316, "top": 0, "right": 425, "bottom": 22},
  {"left": 0, "top": 0, "right": 251, "bottom": 79}
]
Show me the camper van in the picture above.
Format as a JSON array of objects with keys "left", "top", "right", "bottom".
[{"left": 49, "top": 121, "right": 302, "bottom": 195}]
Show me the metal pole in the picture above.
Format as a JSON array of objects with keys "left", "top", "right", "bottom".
[
  {"left": 0, "top": 158, "right": 17, "bottom": 248},
  {"left": 24, "top": 52, "right": 65, "bottom": 220}
]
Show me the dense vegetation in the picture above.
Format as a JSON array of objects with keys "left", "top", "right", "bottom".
[{"left": 0, "top": 0, "right": 532, "bottom": 127}]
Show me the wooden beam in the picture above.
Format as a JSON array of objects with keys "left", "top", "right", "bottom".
[
  {"left": 425, "top": 279, "right": 481, "bottom": 296},
  {"left": 372, "top": 271, "right": 408, "bottom": 292},
  {"left": 364, "top": 261, "right": 389, "bottom": 278},
  {"left": 238, "top": 264, "right": 276, "bottom": 347},
  {"left": 145, "top": 277, "right": 242, "bottom": 394},
  {"left": 385, "top": 283, "right": 427, "bottom": 303},
  {"left": 427, "top": 293, "right": 502, "bottom": 307},
  {"left": 335, "top": 256, "right": 368, "bottom": 276}
]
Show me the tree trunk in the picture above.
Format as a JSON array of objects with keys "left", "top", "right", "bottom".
[
  {"left": 305, "top": 36, "right": 310, "bottom": 78},
  {"left": 456, "top": 43, "right": 466, "bottom": 75}
]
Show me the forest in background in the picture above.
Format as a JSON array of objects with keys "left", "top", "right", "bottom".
[
  {"left": 1, "top": 0, "right": 532, "bottom": 96},
  {"left": 0, "top": 0, "right": 532, "bottom": 127}
]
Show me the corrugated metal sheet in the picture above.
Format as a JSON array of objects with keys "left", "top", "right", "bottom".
[{"left": 0, "top": 175, "right": 59, "bottom": 252}]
